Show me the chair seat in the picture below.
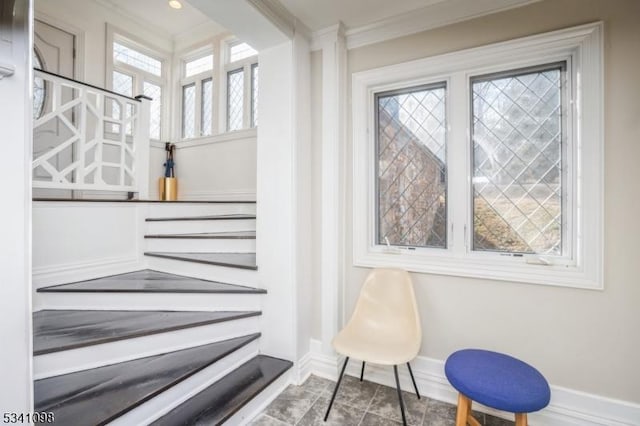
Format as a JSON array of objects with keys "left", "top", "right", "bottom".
[
  {"left": 332, "top": 326, "right": 420, "bottom": 365},
  {"left": 445, "top": 349, "right": 550, "bottom": 413}
]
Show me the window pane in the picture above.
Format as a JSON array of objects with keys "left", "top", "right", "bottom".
[
  {"left": 376, "top": 84, "right": 447, "bottom": 248},
  {"left": 185, "top": 54, "right": 213, "bottom": 78},
  {"left": 251, "top": 64, "right": 258, "bottom": 127},
  {"left": 143, "top": 81, "right": 162, "bottom": 140},
  {"left": 227, "top": 69, "right": 244, "bottom": 131},
  {"left": 113, "top": 41, "right": 162, "bottom": 76},
  {"left": 471, "top": 64, "right": 564, "bottom": 255},
  {"left": 111, "top": 71, "right": 133, "bottom": 134},
  {"left": 201, "top": 78, "right": 213, "bottom": 137},
  {"left": 229, "top": 42, "right": 257, "bottom": 63},
  {"left": 182, "top": 83, "right": 196, "bottom": 139},
  {"left": 33, "top": 50, "right": 45, "bottom": 119}
]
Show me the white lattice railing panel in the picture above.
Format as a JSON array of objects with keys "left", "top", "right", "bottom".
[{"left": 33, "top": 69, "right": 150, "bottom": 195}]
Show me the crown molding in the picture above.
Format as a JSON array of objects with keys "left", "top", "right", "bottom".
[
  {"left": 248, "top": 0, "right": 312, "bottom": 42},
  {"left": 311, "top": 0, "right": 541, "bottom": 51}
]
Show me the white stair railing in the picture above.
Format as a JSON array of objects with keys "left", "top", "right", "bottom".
[{"left": 32, "top": 69, "right": 150, "bottom": 197}]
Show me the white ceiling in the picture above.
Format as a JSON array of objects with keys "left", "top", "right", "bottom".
[
  {"left": 99, "top": 0, "right": 226, "bottom": 38},
  {"left": 278, "top": 0, "right": 449, "bottom": 31}
]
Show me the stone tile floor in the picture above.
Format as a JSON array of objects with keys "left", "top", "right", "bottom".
[{"left": 250, "top": 375, "right": 515, "bottom": 426}]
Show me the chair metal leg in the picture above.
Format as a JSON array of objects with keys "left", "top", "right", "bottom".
[
  {"left": 393, "top": 365, "right": 408, "bottom": 426},
  {"left": 406, "top": 362, "right": 420, "bottom": 399},
  {"left": 360, "top": 361, "right": 365, "bottom": 381},
  {"left": 324, "top": 357, "right": 349, "bottom": 422}
]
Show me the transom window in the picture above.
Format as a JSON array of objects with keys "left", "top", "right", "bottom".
[{"left": 353, "top": 23, "right": 604, "bottom": 288}]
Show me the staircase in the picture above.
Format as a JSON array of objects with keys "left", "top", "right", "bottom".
[{"left": 33, "top": 200, "right": 292, "bottom": 425}]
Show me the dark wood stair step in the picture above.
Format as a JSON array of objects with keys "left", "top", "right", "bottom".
[
  {"left": 151, "top": 355, "right": 292, "bottom": 426},
  {"left": 145, "top": 252, "right": 258, "bottom": 270},
  {"left": 37, "top": 270, "right": 265, "bottom": 294},
  {"left": 34, "top": 310, "right": 261, "bottom": 355},
  {"left": 34, "top": 333, "right": 261, "bottom": 426},
  {"left": 145, "top": 231, "right": 256, "bottom": 239},
  {"left": 146, "top": 214, "right": 256, "bottom": 222}
]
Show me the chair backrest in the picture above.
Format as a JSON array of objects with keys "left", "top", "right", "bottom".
[{"left": 348, "top": 268, "right": 422, "bottom": 345}]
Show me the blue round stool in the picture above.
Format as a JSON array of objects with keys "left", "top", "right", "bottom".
[{"left": 445, "top": 349, "right": 550, "bottom": 426}]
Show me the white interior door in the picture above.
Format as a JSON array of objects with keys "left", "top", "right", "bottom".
[{"left": 33, "top": 19, "right": 76, "bottom": 198}]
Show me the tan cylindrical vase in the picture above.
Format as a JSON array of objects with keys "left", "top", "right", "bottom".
[{"left": 159, "top": 177, "right": 178, "bottom": 201}]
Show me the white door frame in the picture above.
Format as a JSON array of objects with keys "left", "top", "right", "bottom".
[
  {"left": 0, "top": 0, "right": 34, "bottom": 414},
  {"left": 34, "top": 11, "right": 84, "bottom": 81}
]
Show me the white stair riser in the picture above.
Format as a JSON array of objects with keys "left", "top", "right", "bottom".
[
  {"left": 146, "top": 219, "right": 256, "bottom": 234},
  {"left": 145, "top": 256, "right": 259, "bottom": 287},
  {"left": 228, "top": 370, "right": 293, "bottom": 425},
  {"left": 109, "top": 342, "right": 260, "bottom": 426},
  {"left": 145, "top": 204, "right": 256, "bottom": 218},
  {"left": 34, "top": 292, "right": 262, "bottom": 312},
  {"left": 34, "top": 315, "right": 261, "bottom": 379},
  {"left": 144, "top": 238, "right": 256, "bottom": 253}
]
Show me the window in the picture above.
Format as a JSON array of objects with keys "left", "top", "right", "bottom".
[
  {"left": 224, "top": 40, "right": 258, "bottom": 132},
  {"left": 471, "top": 64, "right": 565, "bottom": 256},
  {"left": 352, "top": 23, "right": 604, "bottom": 288},
  {"left": 376, "top": 83, "right": 447, "bottom": 249},
  {"left": 107, "top": 29, "right": 167, "bottom": 141},
  {"left": 180, "top": 52, "right": 215, "bottom": 140}
]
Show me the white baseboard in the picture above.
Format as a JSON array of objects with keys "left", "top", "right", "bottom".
[
  {"left": 179, "top": 190, "right": 256, "bottom": 202},
  {"left": 302, "top": 339, "right": 639, "bottom": 426},
  {"left": 32, "top": 255, "right": 142, "bottom": 288}
]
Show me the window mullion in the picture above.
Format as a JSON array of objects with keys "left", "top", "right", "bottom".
[{"left": 448, "top": 72, "right": 470, "bottom": 256}]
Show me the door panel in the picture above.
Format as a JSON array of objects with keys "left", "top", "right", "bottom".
[{"left": 33, "top": 19, "right": 75, "bottom": 198}]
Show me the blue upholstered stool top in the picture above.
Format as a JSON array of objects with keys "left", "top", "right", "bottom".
[{"left": 445, "top": 349, "right": 550, "bottom": 413}]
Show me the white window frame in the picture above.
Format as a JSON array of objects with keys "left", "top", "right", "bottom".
[
  {"left": 223, "top": 38, "right": 258, "bottom": 132},
  {"left": 106, "top": 25, "right": 170, "bottom": 142},
  {"left": 179, "top": 47, "right": 215, "bottom": 139},
  {"left": 352, "top": 22, "right": 604, "bottom": 289}
]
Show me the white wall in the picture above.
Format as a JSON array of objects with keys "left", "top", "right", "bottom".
[
  {"left": 313, "top": 0, "right": 640, "bottom": 404},
  {"left": 0, "top": 0, "right": 34, "bottom": 413},
  {"left": 32, "top": 202, "right": 143, "bottom": 288}
]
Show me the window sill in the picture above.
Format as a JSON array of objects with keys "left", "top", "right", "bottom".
[
  {"left": 151, "top": 129, "right": 258, "bottom": 149},
  {"left": 353, "top": 246, "right": 602, "bottom": 290}
]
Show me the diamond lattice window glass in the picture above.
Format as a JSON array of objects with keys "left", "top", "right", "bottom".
[
  {"left": 376, "top": 83, "right": 448, "bottom": 248},
  {"left": 182, "top": 84, "right": 196, "bottom": 139},
  {"left": 143, "top": 81, "right": 162, "bottom": 140},
  {"left": 229, "top": 42, "right": 257, "bottom": 63},
  {"left": 185, "top": 54, "right": 213, "bottom": 78},
  {"left": 471, "top": 63, "right": 565, "bottom": 255},
  {"left": 33, "top": 49, "right": 46, "bottom": 119},
  {"left": 111, "top": 71, "right": 133, "bottom": 134},
  {"left": 201, "top": 78, "right": 213, "bottom": 137},
  {"left": 251, "top": 64, "right": 259, "bottom": 127},
  {"left": 113, "top": 42, "right": 161, "bottom": 77},
  {"left": 227, "top": 69, "right": 244, "bottom": 131}
]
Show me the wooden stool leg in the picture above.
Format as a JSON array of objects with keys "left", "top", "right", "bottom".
[
  {"left": 515, "top": 413, "right": 528, "bottom": 426},
  {"left": 455, "top": 393, "right": 471, "bottom": 426}
]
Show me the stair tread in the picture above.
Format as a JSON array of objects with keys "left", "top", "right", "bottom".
[
  {"left": 145, "top": 231, "right": 256, "bottom": 239},
  {"left": 33, "top": 310, "right": 261, "bottom": 355},
  {"left": 34, "top": 333, "right": 261, "bottom": 426},
  {"left": 151, "top": 355, "right": 292, "bottom": 426},
  {"left": 146, "top": 214, "right": 256, "bottom": 222},
  {"left": 145, "top": 252, "right": 258, "bottom": 270},
  {"left": 37, "top": 270, "right": 265, "bottom": 294}
]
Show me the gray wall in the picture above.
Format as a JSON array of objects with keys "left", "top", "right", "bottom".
[{"left": 311, "top": 0, "right": 640, "bottom": 402}]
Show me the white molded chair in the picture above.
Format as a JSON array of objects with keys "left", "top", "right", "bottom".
[{"left": 324, "top": 268, "right": 422, "bottom": 425}]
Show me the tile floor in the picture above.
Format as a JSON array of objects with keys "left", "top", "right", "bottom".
[{"left": 251, "top": 374, "right": 515, "bottom": 426}]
